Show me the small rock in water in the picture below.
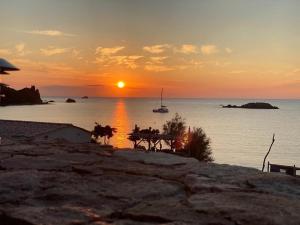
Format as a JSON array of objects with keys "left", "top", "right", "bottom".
[{"left": 66, "top": 98, "right": 76, "bottom": 103}]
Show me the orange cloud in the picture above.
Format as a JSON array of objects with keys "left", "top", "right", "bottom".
[
  {"left": 201, "top": 45, "right": 218, "bottom": 55},
  {"left": 176, "top": 44, "right": 198, "bottom": 54},
  {"left": 15, "top": 43, "right": 30, "bottom": 56},
  {"left": 143, "top": 44, "right": 170, "bottom": 54},
  {"left": 145, "top": 64, "right": 173, "bottom": 72},
  {"left": 40, "top": 47, "right": 69, "bottom": 56},
  {"left": 95, "top": 46, "right": 125, "bottom": 55}
]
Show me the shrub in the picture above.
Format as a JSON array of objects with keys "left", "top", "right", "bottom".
[
  {"left": 162, "top": 113, "right": 186, "bottom": 151},
  {"left": 184, "top": 127, "right": 213, "bottom": 162}
]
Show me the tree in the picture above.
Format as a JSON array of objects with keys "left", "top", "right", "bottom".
[
  {"left": 92, "top": 123, "right": 117, "bottom": 145},
  {"left": 128, "top": 125, "right": 141, "bottom": 148},
  {"left": 184, "top": 127, "right": 213, "bottom": 162},
  {"left": 162, "top": 113, "right": 186, "bottom": 151},
  {"left": 128, "top": 125, "right": 161, "bottom": 150}
]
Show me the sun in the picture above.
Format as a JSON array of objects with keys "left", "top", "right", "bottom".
[{"left": 117, "top": 81, "right": 125, "bottom": 89}]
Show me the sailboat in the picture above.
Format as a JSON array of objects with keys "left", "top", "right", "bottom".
[{"left": 153, "top": 88, "right": 169, "bottom": 113}]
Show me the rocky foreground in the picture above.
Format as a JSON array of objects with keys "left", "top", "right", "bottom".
[{"left": 0, "top": 142, "right": 299, "bottom": 225}]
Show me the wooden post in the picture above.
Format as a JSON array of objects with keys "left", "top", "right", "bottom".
[{"left": 262, "top": 134, "right": 275, "bottom": 172}]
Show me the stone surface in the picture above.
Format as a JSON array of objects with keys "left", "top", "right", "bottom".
[{"left": 0, "top": 143, "right": 299, "bottom": 225}]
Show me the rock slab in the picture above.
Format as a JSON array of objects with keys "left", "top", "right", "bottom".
[{"left": 0, "top": 143, "right": 299, "bottom": 225}]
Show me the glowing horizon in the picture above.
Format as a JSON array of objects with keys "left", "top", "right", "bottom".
[{"left": 1, "top": 0, "right": 300, "bottom": 99}]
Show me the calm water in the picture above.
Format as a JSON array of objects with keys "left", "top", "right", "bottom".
[{"left": 1, "top": 97, "right": 299, "bottom": 169}]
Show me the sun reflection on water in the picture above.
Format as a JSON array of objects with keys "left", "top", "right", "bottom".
[{"left": 112, "top": 99, "right": 131, "bottom": 148}]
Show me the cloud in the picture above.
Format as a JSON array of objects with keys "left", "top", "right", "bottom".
[
  {"left": 292, "top": 68, "right": 300, "bottom": 74},
  {"left": 95, "top": 55, "right": 143, "bottom": 69},
  {"left": 15, "top": 43, "right": 25, "bottom": 52},
  {"left": 225, "top": 47, "right": 233, "bottom": 54},
  {"left": 94, "top": 45, "right": 142, "bottom": 69},
  {"left": 188, "top": 59, "right": 204, "bottom": 68},
  {"left": 25, "top": 30, "right": 75, "bottom": 37},
  {"left": 201, "top": 45, "right": 218, "bottom": 55},
  {"left": 145, "top": 65, "right": 173, "bottom": 72},
  {"left": 0, "top": 49, "right": 11, "bottom": 55},
  {"left": 72, "top": 49, "right": 80, "bottom": 57},
  {"left": 149, "top": 56, "right": 168, "bottom": 64},
  {"left": 143, "top": 44, "right": 170, "bottom": 54},
  {"left": 71, "top": 49, "right": 83, "bottom": 60},
  {"left": 176, "top": 44, "right": 198, "bottom": 54},
  {"left": 87, "top": 84, "right": 106, "bottom": 87},
  {"left": 144, "top": 55, "right": 172, "bottom": 72},
  {"left": 95, "top": 46, "right": 125, "bottom": 55},
  {"left": 214, "top": 61, "right": 231, "bottom": 67},
  {"left": 113, "top": 55, "right": 143, "bottom": 69},
  {"left": 40, "top": 47, "right": 69, "bottom": 56},
  {"left": 15, "top": 43, "right": 30, "bottom": 56}
]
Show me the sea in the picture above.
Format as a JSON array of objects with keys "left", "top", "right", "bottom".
[{"left": 1, "top": 97, "right": 299, "bottom": 170}]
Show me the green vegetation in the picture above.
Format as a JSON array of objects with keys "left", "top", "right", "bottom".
[
  {"left": 163, "top": 114, "right": 213, "bottom": 162},
  {"left": 185, "top": 127, "right": 213, "bottom": 162},
  {"left": 127, "top": 114, "right": 213, "bottom": 162},
  {"left": 162, "top": 113, "right": 186, "bottom": 150}
]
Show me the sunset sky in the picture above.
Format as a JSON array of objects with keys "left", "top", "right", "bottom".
[{"left": 1, "top": 0, "right": 300, "bottom": 98}]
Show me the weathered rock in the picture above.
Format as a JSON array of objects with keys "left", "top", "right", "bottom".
[
  {"left": 114, "top": 150, "right": 198, "bottom": 166},
  {"left": 0, "top": 85, "right": 43, "bottom": 106},
  {"left": 0, "top": 142, "right": 299, "bottom": 224}
]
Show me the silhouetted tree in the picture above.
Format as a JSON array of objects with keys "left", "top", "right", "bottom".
[
  {"left": 184, "top": 127, "right": 213, "bottom": 162},
  {"left": 128, "top": 125, "right": 141, "bottom": 148},
  {"left": 128, "top": 125, "right": 160, "bottom": 150},
  {"left": 162, "top": 113, "right": 186, "bottom": 151},
  {"left": 92, "top": 123, "right": 117, "bottom": 144}
]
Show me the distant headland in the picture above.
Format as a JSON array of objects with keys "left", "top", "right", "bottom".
[
  {"left": 0, "top": 84, "right": 43, "bottom": 106},
  {"left": 222, "top": 102, "right": 279, "bottom": 109}
]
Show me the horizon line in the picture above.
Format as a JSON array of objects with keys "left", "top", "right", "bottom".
[{"left": 41, "top": 96, "right": 300, "bottom": 101}]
